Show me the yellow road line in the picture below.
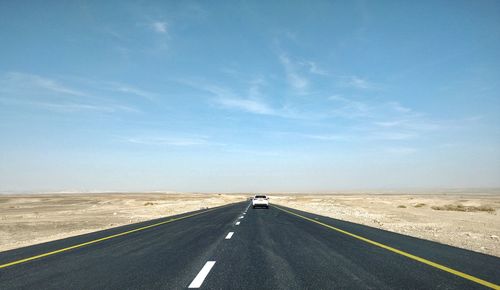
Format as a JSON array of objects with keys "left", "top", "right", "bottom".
[
  {"left": 273, "top": 205, "right": 500, "bottom": 290},
  {"left": 0, "top": 205, "right": 228, "bottom": 270}
]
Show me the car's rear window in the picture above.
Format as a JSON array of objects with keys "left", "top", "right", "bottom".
[{"left": 255, "top": 195, "right": 267, "bottom": 198}]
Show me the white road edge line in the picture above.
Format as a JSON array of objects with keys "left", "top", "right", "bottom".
[
  {"left": 188, "top": 261, "right": 216, "bottom": 288},
  {"left": 235, "top": 221, "right": 240, "bottom": 225},
  {"left": 225, "top": 232, "right": 234, "bottom": 239},
  {"left": 239, "top": 216, "right": 244, "bottom": 219}
]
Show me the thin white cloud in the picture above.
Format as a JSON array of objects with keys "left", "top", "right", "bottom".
[
  {"left": 373, "top": 120, "right": 405, "bottom": 127},
  {"left": 38, "top": 102, "right": 139, "bottom": 113},
  {"left": 2, "top": 72, "right": 88, "bottom": 97},
  {"left": 108, "top": 82, "right": 157, "bottom": 100},
  {"left": 278, "top": 53, "right": 309, "bottom": 93},
  {"left": 463, "top": 115, "right": 484, "bottom": 122},
  {"left": 0, "top": 98, "right": 139, "bottom": 114},
  {"left": 247, "top": 78, "right": 266, "bottom": 99},
  {"left": 151, "top": 21, "right": 168, "bottom": 34},
  {"left": 177, "top": 79, "right": 279, "bottom": 116},
  {"left": 373, "top": 118, "right": 442, "bottom": 131},
  {"left": 0, "top": 72, "right": 150, "bottom": 114},
  {"left": 301, "top": 134, "right": 347, "bottom": 141},
  {"left": 369, "top": 131, "right": 417, "bottom": 140},
  {"left": 348, "top": 76, "right": 372, "bottom": 89},
  {"left": 339, "top": 75, "right": 379, "bottom": 90},
  {"left": 387, "top": 101, "right": 412, "bottom": 113},
  {"left": 215, "top": 98, "right": 276, "bottom": 115},
  {"left": 325, "top": 95, "right": 446, "bottom": 142},
  {"left": 327, "top": 97, "right": 424, "bottom": 131},
  {"left": 301, "top": 61, "right": 329, "bottom": 76},
  {"left": 211, "top": 78, "right": 279, "bottom": 115},
  {"left": 289, "top": 130, "right": 416, "bottom": 143},
  {"left": 126, "top": 136, "right": 209, "bottom": 146},
  {"left": 225, "top": 148, "right": 284, "bottom": 157},
  {"left": 328, "top": 95, "right": 372, "bottom": 118},
  {"left": 214, "top": 96, "right": 318, "bottom": 119},
  {"left": 177, "top": 78, "right": 326, "bottom": 120}
]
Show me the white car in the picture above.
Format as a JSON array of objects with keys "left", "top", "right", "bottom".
[{"left": 252, "top": 195, "right": 269, "bottom": 209}]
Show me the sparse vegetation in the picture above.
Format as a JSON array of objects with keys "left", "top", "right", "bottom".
[
  {"left": 144, "top": 202, "right": 155, "bottom": 206},
  {"left": 431, "top": 204, "right": 495, "bottom": 213},
  {"left": 414, "top": 203, "right": 426, "bottom": 208},
  {"left": 397, "top": 205, "right": 406, "bottom": 208}
]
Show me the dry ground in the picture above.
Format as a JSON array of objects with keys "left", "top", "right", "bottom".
[
  {"left": 0, "top": 193, "right": 246, "bottom": 252},
  {"left": 271, "top": 193, "right": 500, "bottom": 257},
  {"left": 1, "top": 192, "right": 499, "bottom": 258}
]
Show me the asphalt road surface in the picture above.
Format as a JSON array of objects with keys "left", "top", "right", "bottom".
[{"left": 0, "top": 201, "right": 499, "bottom": 289}]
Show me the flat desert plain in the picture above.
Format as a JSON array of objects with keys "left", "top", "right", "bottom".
[
  {"left": 0, "top": 191, "right": 499, "bottom": 257},
  {"left": 0, "top": 193, "right": 246, "bottom": 252},
  {"left": 272, "top": 192, "right": 500, "bottom": 257}
]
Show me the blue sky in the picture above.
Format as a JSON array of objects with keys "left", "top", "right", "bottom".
[{"left": 1, "top": 1, "right": 499, "bottom": 192}]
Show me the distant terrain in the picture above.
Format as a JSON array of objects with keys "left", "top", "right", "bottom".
[{"left": 0, "top": 190, "right": 499, "bottom": 257}]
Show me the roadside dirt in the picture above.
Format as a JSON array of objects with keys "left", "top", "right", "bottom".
[
  {"left": 0, "top": 193, "right": 246, "bottom": 252},
  {"left": 271, "top": 194, "right": 500, "bottom": 257}
]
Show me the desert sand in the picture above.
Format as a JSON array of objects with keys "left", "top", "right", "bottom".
[
  {"left": 272, "top": 193, "right": 500, "bottom": 257},
  {"left": 1, "top": 192, "right": 499, "bottom": 258},
  {"left": 0, "top": 193, "right": 246, "bottom": 252}
]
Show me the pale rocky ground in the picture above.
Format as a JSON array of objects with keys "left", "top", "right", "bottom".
[
  {"left": 271, "top": 193, "right": 500, "bottom": 257},
  {"left": 1, "top": 192, "right": 499, "bottom": 258},
  {"left": 0, "top": 193, "right": 246, "bottom": 252}
]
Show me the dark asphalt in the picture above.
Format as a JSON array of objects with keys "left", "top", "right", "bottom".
[{"left": 0, "top": 201, "right": 499, "bottom": 289}]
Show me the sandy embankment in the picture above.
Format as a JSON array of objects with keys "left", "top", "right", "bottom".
[
  {"left": 0, "top": 193, "right": 246, "bottom": 252},
  {"left": 272, "top": 194, "right": 500, "bottom": 257}
]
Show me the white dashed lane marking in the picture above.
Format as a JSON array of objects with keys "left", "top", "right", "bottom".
[
  {"left": 188, "top": 261, "right": 216, "bottom": 288},
  {"left": 189, "top": 204, "right": 249, "bottom": 288}
]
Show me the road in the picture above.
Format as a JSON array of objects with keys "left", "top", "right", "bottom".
[{"left": 0, "top": 201, "right": 499, "bottom": 289}]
